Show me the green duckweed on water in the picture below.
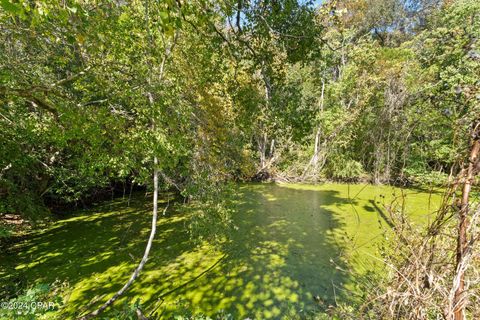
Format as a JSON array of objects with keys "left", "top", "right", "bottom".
[{"left": 0, "top": 183, "right": 443, "bottom": 319}]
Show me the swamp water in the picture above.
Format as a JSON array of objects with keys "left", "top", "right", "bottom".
[{"left": 0, "top": 183, "right": 442, "bottom": 319}]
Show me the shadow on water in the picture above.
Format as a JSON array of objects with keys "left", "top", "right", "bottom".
[
  {"left": 367, "top": 199, "right": 395, "bottom": 228},
  {"left": 0, "top": 185, "right": 375, "bottom": 319},
  {"left": 146, "top": 184, "right": 357, "bottom": 318}
]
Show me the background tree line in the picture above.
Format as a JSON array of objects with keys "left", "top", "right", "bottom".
[{"left": 1, "top": 0, "right": 478, "bottom": 220}]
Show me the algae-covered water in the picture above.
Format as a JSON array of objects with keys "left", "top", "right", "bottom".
[{"left": 0, "top": 183, "right": 442, "bottom": 319}]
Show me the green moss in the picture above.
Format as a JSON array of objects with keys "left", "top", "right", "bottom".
[{"left": 0, "top": 184, "right": 442, "bottom": 319}]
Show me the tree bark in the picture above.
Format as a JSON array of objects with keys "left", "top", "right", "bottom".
[
  {"left": 453, "top": 122, "right": 480, "bottom": 320},
  {"left": 312, "top": 127, "right": 321, "bottom": 168},
  {"left": 78, "top": 161, "right": 164, "bottom": 320},
  {"left": 258, "top": 62, "right": 272, "bottom": 170},
  {"left": 269, "top": 138, "right": 275, "bottom": 158},
  {"left": 258, "top": 132, "right": 267, "bottom": 169},
  {"left": 312, "top": 79, "right": 325, "bottom": 173}
]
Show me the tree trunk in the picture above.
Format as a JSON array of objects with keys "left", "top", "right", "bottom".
[
  {"left": 258, "top": 132, "right": 267, "bottom": 169},
  {"left": 258, "top": 62, "right": 272, "bottom": 171},
  {"left": 453, "top": 122, "right": 480, "bottom": 320},
  {"left": 78, "top": 2, "right": 178, "bottom": 317},
  {"left": 312, "top": 127, "right": 320, "bottom": 168},
  {"left": 78, "top": 160, "right": 162, "bottom": 320},
  {"left": 312, "top": 79, "right": 325, "bottom": 174},
  {"left": 269, "top": 138, "right": 275, "bottom": 158}
]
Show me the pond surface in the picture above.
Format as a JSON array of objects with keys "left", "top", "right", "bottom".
[{"left": 0, "top": 183, "right": 442, "bottom": 319}]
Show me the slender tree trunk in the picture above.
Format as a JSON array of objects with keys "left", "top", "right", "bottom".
[
  {"left": 310, "top": 79, "right": 325, "bottom": 181},
  {"left": 269, "top": 138, "right": 275, "bottom": 158},
  {"left": 127, "top": 182, "right": 134, "bottom": 207},
  {"left": 78, "top": 2, "right": 178, "bottom": 317},
  {"left": 258, "top": 62, "right": 271, "bottom": 171},
  {"left": 452, "top": 123, "right": 480, "bottom": 320},
  {"left": 312, "top": 128, "right": 320, "bottom": 168},
  {"left": 313, "top": 79, "right": 325, "bottom": 169},
  {"left": 78, "top": 162, "right": 162, "bottom": 320},
  {"left": 258, "top": 132, "right": 267, "bottom": 169}
]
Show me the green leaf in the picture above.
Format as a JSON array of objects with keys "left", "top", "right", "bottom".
[
  {"left": 1, "top": 0, "right": 23, "bottom": 15},
  {"left": 159, "top": 11, "right": 169, "bottom": 22}
]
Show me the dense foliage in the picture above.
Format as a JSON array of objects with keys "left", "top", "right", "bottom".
[
  {"left": 1, "top": 0, "right": 479, "bottom": 218},
  {"left": 1, "top": 0, "right": 480, "bottom": 319}
]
